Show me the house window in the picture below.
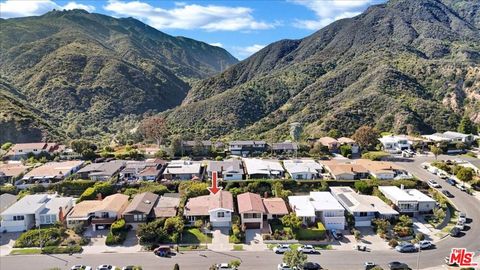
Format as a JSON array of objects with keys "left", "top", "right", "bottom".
[
  {"left": 359, "top": 212, "right": 368, "bottom": 217},
  {"left": 134, "top": 214, "right": 145, "bottom": 222},
  {"left": 217, "top": 212, "right": 225, "bottom": 218},
  {"left": 101, "top": 212, "right": 109, "bottom": 218},
  {"left": 13, "top": 215, "right": 24, "bottom": 221},
  {"left": 187, "top": 216, "right": 196, "bottom": 222}
]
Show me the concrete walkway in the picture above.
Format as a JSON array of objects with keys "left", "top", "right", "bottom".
[{"left": 209, "top": 228, "right": 232, "bottom": 251}]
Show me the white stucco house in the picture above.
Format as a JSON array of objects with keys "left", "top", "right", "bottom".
[
  {"left": 283, "top": 159, "right": 323, "bottom": 180},
  {"left": 184, "top": 190, "right": 233, "bottom": 227},
  {"left": 379, "top": 186, "right": 436, "bottom": 214},
  {"left": 379, "top": 135, "right": 412, "bottom": 153},
  {"left": 288, "top": 192, "right": 345, "bottom": 230},
  {"left": 1, "top": 194, "right": 73, "bottom": 232}
]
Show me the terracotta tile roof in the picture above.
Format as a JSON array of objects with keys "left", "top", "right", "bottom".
[
  {"left": 11, "top": 143, "right": 47, "bottom": 152},
  {"left": 123, "top": 192, "right": 158, "bottom": 215},
  {"left": 153, "top": 195, "right": 180, "bottom": 218},
  {"left": 354, "top": 159, "right": 401, "bottom": 173},
  {"left": 68, "top": 200, "right": 102, "bottom": 218},
  {"left": 237, "top": 192, "right": 266, "bottom": 214},
  {"left": 318, "top": 137, "right": 339, "bottom": 145},
  {"left": 96, "top": 193, "right": 129, "bottom": 213},
  {"left": 262, "top": 198, "right": 289, "bottom": 215}
]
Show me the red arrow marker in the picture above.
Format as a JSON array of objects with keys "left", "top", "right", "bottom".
[{"left": 208, "top": 171, "right": 222, "bottom": 195}]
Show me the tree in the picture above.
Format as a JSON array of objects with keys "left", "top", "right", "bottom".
[
  {"left": 354, "top": 180, "right": 373, "bottom": 195},
  {"left": 173, "top": 263, "right": 180, "bottom": 270},
  {"left": 309, "top": 142, "right": 329, "bottom": 156},
  {"left": 351, "top": 126, "right": 379, "bottom": 150},
  {"left": 164, "top": 216, "right": 185, "bottom": 242},
  {"left": 170, "top": 135, "right": 183, "bottom": 157},
  {"left": 192, "top": 138, "right": 205, "bottom": 156},
  {"left": 327, "top": 129, "right": 341, "bottom": 139},
  {"left": 339, "top": 144, "right": 352, "bottom": 158},
  {"left": 1, "top": 142, "right": 12, "bottom": 151},
  {"left": 458, "top": 116, "right": 476, "bottom": 135},
  {"left": 70, "top": 139, "right": 97, "bottom": 160},
  {"left": 139, "top": 116, "right": 169, "bottom": 146},
  {"left": 430, "top": 145, "right": 442, "bottom": 160},
  {"left": 456, "top": 167, "right": 474, "bottom": 183},
  {"left": 283, "top": 250, "right": 307, "bottom": 269},
  {"left": 281, "top": 213, "right": 302, "bottom": 230},
  {"left": 398, "top": 215, "right": 413, "bottom": 227},
  {"left": 353, "top": 229, "right": 362, "bottom": 241},
  {"left": 229, "top": 260, "right": 241, "bottom": 268}
]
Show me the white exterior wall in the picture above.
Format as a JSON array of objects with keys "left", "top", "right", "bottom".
[
  {"left": 333, "top": 173, "right": 355, "bottom": 180},
  {"left": 223, "top": 173, "right": 243, "bottom": 180},
  {"left": 320, "top": 210, "right": 345, "bottom": 230},
  {"left": 372, "top": 172, "right": 395, "bottom": 180},
  {"left": 291, "top": 172, "right": 315, "bottom": 180},
  {"left": 93, "top": 210, "right": 118, "bottom": 219},
  {"left": 418, "top": 201, "right": 435, "bottom": 213},
  {"left": 209, "top": 209, "right": 232, "bottom": 227},
  {"left": 241, "top": 212, "right": 263, "bottom": 228}
]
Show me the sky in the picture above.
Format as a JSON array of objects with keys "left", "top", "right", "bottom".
[{"left": 0, "top": 0, "right": 386, "bottom": 59}]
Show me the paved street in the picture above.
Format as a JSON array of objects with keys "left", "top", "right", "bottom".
[{"left": 1, "top": 155, "right": 479, "bottom": 270}]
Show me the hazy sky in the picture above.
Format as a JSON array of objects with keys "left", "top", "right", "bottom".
[{"left": 0, "top": 0, "right": 386, "bottom": 59}]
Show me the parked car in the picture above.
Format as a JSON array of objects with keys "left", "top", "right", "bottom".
[
  {"left": 446, "top": 178, "right": 457, "bottom": 186},
  {"left": 456, "top": 220, "right": 465, "bottom": 230},
  {"left": 273, "top": 244, "right": 291, "bottom": 254},
  {"left": 302, "top": 262, "right": 322, "bottom": 270},
  {"left": 441, "top": 190, "right": 454, "bottom": 198},
  {"left": 395, "top": 243, "right": 417, "bottom": 253},
  {"left": 121, "top": 267, "right": 136, "bottom": 270},
  {"left": 456, "top": 183, "right": 467, "bottom": 192},
  {"left": 388, "top": 261, "right": 409, "bottom": 270},
  {"left": 96, "top": 265, "right": 116, "bottom": 270},
  {"left": 458, "top": 212, "right": 467, "bottom": 223},
  {"left": 216, "top": 263, "right": 235, "bottom": 270},
  {"left": 71, "top": 266, "right": 92, "bottom": 270},
  {"left": 154, "top": 246, "right": 172, "bottom": 257},
  {"left": 297, "top": 245, "right": 318, "bottom": 254},
  {"left": 331, "top": 229, "right": 343, "bottom": 240},
  {"left": 428, "top": 180, "right": 441, "bottom": 188},
  {"left": 364, "top": 262, "right": 376, "bottom": 270},
  {"left": 438, "top": 173, "right": 448, "bottom": 179},
  {"left": 450, "top": 227, "right": 461, "bottom": 237},
  {"left": 415, "top": 240, "right": 434, "bottom": 250},
  {"left": 277, "top": 263, "right": 293, "bottom": 270}
]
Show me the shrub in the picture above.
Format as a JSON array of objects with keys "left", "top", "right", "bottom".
[
  {"left": 0, "top": 185, "right": 16, "bottom": 195},
  {"left": 388, "top": 239, "right": 398, "bottom": 247},
  {"left": 15, "top": 228, "right": 64, "bottom": 248},
  {"left": 194, "top": 219, "right": 203, "bottom": 228},
  {"left": 362, "top": 151, "right": 389, "bottom": 161},
  {"left": 415, "top": 232, "right": 425, "bottom": 241},
  {"left": 42, "top": 245, "right": 83, "bottom": 254},
  {"left": 51, "top": 180, "right": 95, "bottom": 196},
  {"left": 78, "top": 182, "right": 114, "bottom": 202},
  {"left": 1, "top": 142, "right": 13, "bottom": 151},
  {"left": 111, "top": 219, "right": 126, "bottom": 234}
]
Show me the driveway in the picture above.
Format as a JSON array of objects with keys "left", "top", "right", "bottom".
[
  {"left": 209, "top": 227, "right": 231, "bottom": 251},
  {"left": 0, "top": 232, "right": 20, "bottom": 256},
  {"left": 244, "top": 229, "right": 267, "bottom": 251},
  {"left": 82, "top": 228, "right": 141, "bottom": 254}
]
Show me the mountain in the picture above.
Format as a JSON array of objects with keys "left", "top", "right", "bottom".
[
  {"left": 165, "top": 0, "right": 480, "bottom": 140},
  {"left": 0, "top": 9, "right": 238, "bottom": 143}
]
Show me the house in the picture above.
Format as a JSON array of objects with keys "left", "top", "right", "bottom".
[
  {"left": 1, "top": 194, "right": 73, "bottom": 232},
  {"left": 337, "top": 137, "right": 360, "bottom": 154},
  {"left": 229, "top": 141, "right": 267, "bottom": 156},
  {"left": 288, "top": 192, "right": 345, "bottom": 230},
  {"left": 423, "top": 131, "right": 475, "bottom": 144},
  {"left": 16, "top": 160, "right": 84, "bottom": 188},
  {"left": 283, "top": 159, "right": 323, "bottom": 180},
  {"left": 153, "top": 193, "right": 181, "bottom": 218},
  {"left": 0, "top": 163, "right": 30, "bottom": 184},
  {"left": 206, "top": 159, "right": 244, "bottom": 180},
  {"left": 271, "top": 142, "right": 298, "bottom": 155},
  {"left": 378, "top": 186, "right": 435, "bottom": 214},
  {"left": 243, "top": 158, "right": 284, "bottom": 179},
  {"left": 66, "top": 193, "right": 129, "bottom": 231},
  {"left": 237, "top": 192, "right": 266, "bottom": 229},
  {"left": 184, "top": 190, "right": 233, "bottom": 227},
  {"left": 354, "top": 159, "right": 407, "bottom": 180},
  {"left": 123, "top": 192, "right": 159, "bottom": 226},
  {"left": 119, "top": 160, "right": 165, "bottom": 181},
  {"left": 320, "top": 160, "right": 369, "bottom": 180},
  {"left": 262, "top": 198, "right": 289, "bottom": 219},
  {"left": 330, "top": 187, "right": 398, "bottom": 227},
  {"left": 77, "top": 160, "right": 125, "bottom": 181},
  {"left": 8, "top": 142, "right": 64, "bottom": 159},
  {"left": 318, "top": 137, "right": 339, "bottom": 151},
  {"left": 379, "top": 135, "right": 412, "bottom": 153},
  {"left": 0, "top": 194, "right": 17, "bottom": 215},
  {"left": 181, "top": 140, "right": 213, "bottom": 155},
  {"left": 162, "top": 160, "right": 202, "bottom": 180},
  {"left": 139, "top": 146, "right": 161, "bottom": 157}
]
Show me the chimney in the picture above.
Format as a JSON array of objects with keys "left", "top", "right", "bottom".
[
  {"left": 351, "top": 167, "right": 354, "bottom": 172},
  {"left": 97, "top": 193, "right": 103, "bottom": 200},
  {"left": 58, "top": 207, "right": 64, "bottom": 223},
  {"left": 221, "top": 166, "right": 224, "bottom": 172},
  {"left": 264, "top": 191, "right": 268, "bottom": 198},
  {"left": 400, "top": 184, "right": 404, "bottom": 190}
]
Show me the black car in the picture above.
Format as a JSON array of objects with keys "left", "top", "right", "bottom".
[
  {"left": 302, "top": 262, "right": 322, "bottom": 270},
  {"left": 442, "top": 190, "right": 454, "bottom": 198},
  {"left": 450, "top": 227, "right": 461, "bottom": 237},
  {"left": 388, "top": 261, "right": 409, "bottom": 270}
]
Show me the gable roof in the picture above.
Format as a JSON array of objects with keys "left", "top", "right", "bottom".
[
  {"left": 123, "top": 192, "right": 159, "bottom": 215},
  {"left": 23, "top": 161, "right": 84, "bottom": 179},
  {"left": 154, "top": 194, "right": 181, "bottom": 218},
  {"left": 184, "top": 190, "right": 233, "bottom": 216},
  {"left": 77, "top": 160, "right": 125, "bottom": 177},
  {"left": 11, "top": 143, "right": 47, "bottom": 152},
  {"left": 0, "top": 163, "right": 30, "bottom": 178},
  {"left": 0, "top": 194, "right": 17, "bottom": 214},
  {"left": 207, "top": 159, "right": 243, "bottom": 173},
  {"left": 237, "top": 192, "right": 266, "bottom": 213},
  {"left": 271, "top": 142, "right": 298, "bottom": 151}
]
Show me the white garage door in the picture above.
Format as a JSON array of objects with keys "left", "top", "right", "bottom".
[
  {"left": 212, "top": 221, "right": 231, "bottom": 227},
  {"left": 325, "top": 223, "right": 344, "bottom": 230},
  {"left": 355, "top": 220, "right": 371, "bottom": 227}
]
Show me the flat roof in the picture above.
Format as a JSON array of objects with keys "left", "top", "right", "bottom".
[
  {"left": 164, "top": 160, "right": 201, "bottom": 174},
  {"left": 243, "top": 158, "right": 284, "bottom": 175},
  {"left": 378, "top": 186, "right": 434, "bottom": 203},
  {"left": 330, "top": 187, "right": 398, "bottom": 215},
  {"left": 288, "top": 195, "right": 315, "bottom": 217},
  {"left": 310, "top": 192, "right": 345, "bottom": 211},
  {"left": 283, "top": 159, "right": 322, "bottom": 174}
]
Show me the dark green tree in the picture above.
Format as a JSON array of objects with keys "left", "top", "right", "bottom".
[{"left": 457, "top": 116, "right": 476, "bottom": 134}]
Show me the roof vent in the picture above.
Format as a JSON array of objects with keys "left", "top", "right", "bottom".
[{"left": 144, "top": 200, "right": 151, "bottom": 204}]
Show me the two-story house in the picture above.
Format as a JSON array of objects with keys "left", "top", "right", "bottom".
[
  {"left": 379, "top": 135, "right": 412, "bottom": 153},
  {"left": 378, "top": 186, "right": 435, "bottom": 215},
  {"left": 237, "top": 192, "right": 266, "bottom": 229},
  {"left": 206, "top": 159, "right": 244, "bottom": 180},
  {"left": 184, "top": 190, "right": 233, "bottom": 228},
  {"left": 122, "top": 192, "right": 159, "bottom": 227},
  {"left": 229, "top": 141, "right": 266, "bottom": 156}
]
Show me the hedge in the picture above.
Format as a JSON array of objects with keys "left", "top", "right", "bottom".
[
  {"left": 50, "top": 180, "right": 95, "bottom": 196},
  {"left": 14, "top": 228, "right": 64, "bottom": 248},
  {"left": 106, "top": 219, "right": 128, "bottom": 246},
  {"left": 0, "top": 185, "right": 16, "bottom": 195},
  {"left": 111, "top": 219, "right": 126, "bottom": 234},
  {"left": 78, "top": 182, "right": 114, "bottom": 202},
  {"left": 42, "top": 245, "right": 83, "bottom": 254}
]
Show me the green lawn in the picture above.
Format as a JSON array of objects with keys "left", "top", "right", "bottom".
[
  {"left": 10, "top": 248, "right": 42, "bottom": 255},
  {"left": 232, "top": 244, "right": 244, "bottom": 251},
  {"left": 181, "top": 228, "right": 212, "bottom": 244}
]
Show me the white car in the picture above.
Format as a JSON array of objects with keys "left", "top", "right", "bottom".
[
  {"left": 297, "top": 245, "right": 317, "bottom": 254},
  {"left": 96, "top": 265, "right": 115, "bottom": 270},
  {"left": 278, "top": 263, "right": 293, "bottom": 270},
  {"left": 428, "top": 180, "right": 441, "bottom": 188},
  {"left": 71, "top": 266, "right": 92, "bottom": 270},
  {"left": 216, "top": 263, "right": 235, "bottom": 270},
  {"left": 458, "top": 212, "right": 467, "bottom": 223},
  {"left": 273, "top": 244, "right": 291, "bottom": 254},
  {"left": 415, "top": 240, "right": 433, "bottom": 250},
  {"left": 456, "top": 184, "right": 467, "bottom": 192}
]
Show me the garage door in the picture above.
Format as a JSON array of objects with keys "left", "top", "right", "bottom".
[
  {"left": 325, "top": 223, "right": 344, "bottom": 230},
  {"left": 212, "top": 221, "right": 231, "bottom": 227},
  {"left": 244, "top": 222, "right": 261, "bottom": 229},
  {"left": 355, "top": 220, "right": 371, "bottom": 227}
]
